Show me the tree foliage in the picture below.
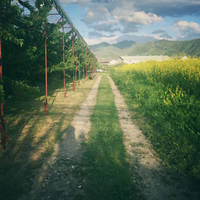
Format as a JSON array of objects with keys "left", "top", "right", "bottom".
[{"left": 0, "top": 0, "right": 96, "bottom": 100}]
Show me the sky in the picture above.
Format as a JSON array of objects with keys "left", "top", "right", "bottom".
[{"left": 58, "top": 0, "right": 200, "bottom": 45}]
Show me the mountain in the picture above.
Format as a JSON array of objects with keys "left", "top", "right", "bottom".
[
  {"left": 90, "top": 39, "right": 200, "bottom": 60},
  {"left": 90, "top": 42, "right": 110, "bottom": 51},
  {"left": 90, "top": 40, "right": 136, "bottom": 59},
  {"left": 126, "top": 39, "right": 200, "bottom": 56},
  {"left": 113, "top": 40, "right": 136, "bottom": 49},
  {"left": 90, "top": 40, "right": 136, "bottom": 51},
  {"left": 93, "top": 46, "right": 123, "bottom": 59}
]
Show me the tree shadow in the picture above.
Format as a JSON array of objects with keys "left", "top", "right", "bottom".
[
  {"left": 27, "top": 125, "right": 86, "bottom": 200},
  {"left": 0, "top": 93, "right": 75, "bottom": 199},
  {"left": 77, "top": 127, "right": 142, "bottom": 200},
  {"left": 0, "top": 75, "right": 97, "bottom": 200}
]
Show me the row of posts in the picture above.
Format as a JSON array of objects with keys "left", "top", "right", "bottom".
[{"left": 43, "top": 24, "right": 96, "bottom": 113}]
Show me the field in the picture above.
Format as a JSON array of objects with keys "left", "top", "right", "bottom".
[{"left": 111, "top": 58, "right": 200, "bottom": 179}]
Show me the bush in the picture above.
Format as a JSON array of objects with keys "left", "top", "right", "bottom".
[{"left": 4, "top": 78, "right": 40, "bottom": 100}]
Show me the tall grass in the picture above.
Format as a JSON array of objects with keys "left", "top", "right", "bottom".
[{"left": 111, "top": 58, "right": 200, "bottom": 179}]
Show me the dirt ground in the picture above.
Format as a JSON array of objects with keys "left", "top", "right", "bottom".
[{"left": 21, "top": 76, "right": 102, "bottom": 200}]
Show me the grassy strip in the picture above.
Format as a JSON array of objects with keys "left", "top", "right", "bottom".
[
  {"left": 111, "top": 59, "right": 200, "bottom": 179},
  {"left": 80, "top": 75, "right": 141, "bottom": 200},
  {"left": 0, "top": 77, "right": 96, "bottom": 200}
]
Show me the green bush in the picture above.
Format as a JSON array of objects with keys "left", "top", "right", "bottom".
[{"left": 4, "top": 78, "right": 40, "bottom": 100}]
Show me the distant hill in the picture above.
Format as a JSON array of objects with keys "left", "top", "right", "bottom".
[
  {"left": 93, "top": 46, "right": 123, "bottom": 59},
  {"left": 90, "top": 39, "right": 200, "bottom": 59},
  {"left": 113, "top": 40, "right": 136, "bottom": 49},
  {"left": 90, "top": 42, "right": 110, "bottom": 52},
  {"left": 126, "top": 39, "right": 200, "bottom": 56},
  {"left": 90, "top": 40, "right": 136, "bottom": 52}
]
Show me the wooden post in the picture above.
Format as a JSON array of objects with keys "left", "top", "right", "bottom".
[{"left": 62, "top": 25, "right": 66, "bottom": 97}]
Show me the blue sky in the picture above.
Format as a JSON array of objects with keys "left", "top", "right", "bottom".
[{"left": 59, "top": 0, "right": 200, "bottom": 45}]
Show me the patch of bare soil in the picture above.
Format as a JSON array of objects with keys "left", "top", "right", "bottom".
[
  {"left": 22, "top": 76, "right": 102, "bottom": 200},
  {"left": 108, "top": 76, "right": 198, "bottom": 200}
]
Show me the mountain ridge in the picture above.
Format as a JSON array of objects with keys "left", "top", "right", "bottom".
[{"left": 90, "top": 39, "right": 200, "bottom": 59}]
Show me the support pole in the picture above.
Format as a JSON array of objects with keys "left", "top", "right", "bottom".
[
  {"left": 85, "top": 46, "right": 87, "bottom": 80},
  {"left": 79, "top": 56, "right": 80, "bottom": 85},
  {"left": 62, "top": 25, "right": 66, "bottom": 97},
  {"left": 0, "top": 39, "right": 3, "bottom": 117},
  {"left": 75, "top": 64, "right": 77, "bottom": 83},
  {"left": 83, "top": 55, "right": 84, "bottom": 79},
  {"left": 43, "top": 30, "right": 48, "bottom": 114},
  {"left": 72, "top": 34, "right": 75, "bottom": 91},
  {"left": 0, "top": 38, "right": 7, "bottom": 149}
]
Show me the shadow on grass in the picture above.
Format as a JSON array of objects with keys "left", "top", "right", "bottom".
[
  {"left": 0, "top": 76, "right": 98, "bottom": 200},
  {"left": 0, "top": 79, "right": 74, "bottom": 200},
  {"left": 0, "top": 112, "right": 68, "bottom": 200},
  {"left": 28, "top": 125, "right": 87, "bottom": 200},
  {"left": 77, "top": 75, "right": 142, "bottom": 200},
  {"left": 80, "top": 127, "right": 139, "bottom": 200}
]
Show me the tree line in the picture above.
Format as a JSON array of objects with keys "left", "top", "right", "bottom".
[{"left": 0, "top": 0, "right": 96, "bottom": 102}]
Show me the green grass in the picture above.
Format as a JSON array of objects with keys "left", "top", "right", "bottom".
[
  {"left": 111, "top": 59, "right": 200, "bottom": 180},
  {"left": 0, "top": 76, "right": 96, "bottom": 200},
  {"left": 0, "top": 78, "right": 65, "bottom": 200},
  {"left": 79, "top": 75, "right": 141, "bottom": 200}
]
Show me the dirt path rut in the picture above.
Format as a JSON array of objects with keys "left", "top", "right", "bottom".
[
  {"left": 108, "top": 75, "right": 190, "bottom": 200},
  {"left": 26, "top": 75, "right": 102, "bottom": 200}
]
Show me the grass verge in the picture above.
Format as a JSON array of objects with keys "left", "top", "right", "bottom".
[
  {"left": 0, "top": 76, "right": 96, "bottom": 200},
  {"left": 79, "top": 75, "right": 141, "bottom": 200},
  {"left": 111, "top": 59, "right": 200, "bottom": 180}
]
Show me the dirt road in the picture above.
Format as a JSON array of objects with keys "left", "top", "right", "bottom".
[
  {"left": 20, "top": 74, "right": 198, "bottom": 200},
  {"left": 22, "top": 76, "right": 102, "bottom": 200}
]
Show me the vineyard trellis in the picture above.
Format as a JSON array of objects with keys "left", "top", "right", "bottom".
[{"left": 0, "top": 0, "right": 97, "bottom": 149}]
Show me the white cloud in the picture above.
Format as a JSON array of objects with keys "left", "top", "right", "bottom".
[
  {"left": 113, "top": 10, "right": 162, "bottom": 25},
  {"left": 152, "top": 30, "right": 173, "bottom": 40},
  {"left": 83, "top": 6, "right": 111, "bottom": 24},
  {"left": 175, "top": 20, "right": 200, "bottom": 39},
  {"left": 60, "top": 0, "right": 91, "bottom": 3},
  {"left": 175, "top": 21, "right": 200, "bottom": 33},
  {"left": 61, "top": 0, "right": 200, "bottom": 16},
  {"left": 134, "top": 0, "right": 200, "bottom": 17},
  {"left": 60, "top": 0, "right": 200, "bottom": 42},
  {"left": 85, "top": 35, "right": 119, "bottom": 45},
  {"left": 83, "top": 4, "right": 162, "bottom": 34}
]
